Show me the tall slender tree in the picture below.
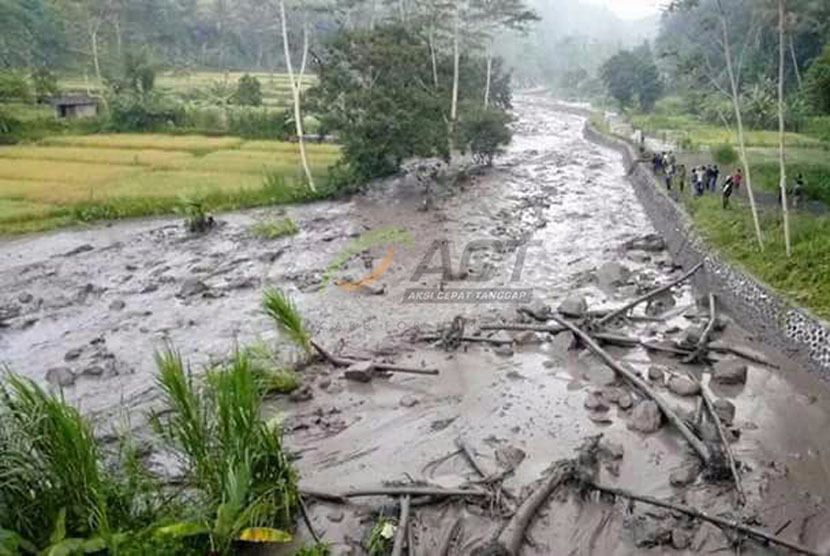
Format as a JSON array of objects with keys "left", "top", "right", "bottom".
[{"left": 777, "top": 0, "right": 791, "bottom": 257}]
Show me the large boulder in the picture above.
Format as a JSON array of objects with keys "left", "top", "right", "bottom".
[
  {"left": 597, "top": 262, "right": 631, "bottom": 289},
  {"left": 177, "top": 278, "right": 209, "bottom": 299},
  {"left": 713, "top": 399, "right": 736, "bottom": 425},
  {"left": 629, "top": 401, "right": 662, "bottom": 433},
  {"left": 46, "top": 367, "right": 76, "bottom": 388},
  {"left": 667, "top": 375, "right": 701, "bottom": 397},
  {"left": 669, "top": 462, "right": 700, "bottom": 486},
  {"left": 712, "top": 359, "right": 748, "bottom": 385},
  {"left": 625, "top": 234, "right": 667, "bottom": 253},
  {"left": 557, "top": 294, "right": 588, "bottom": 318}
]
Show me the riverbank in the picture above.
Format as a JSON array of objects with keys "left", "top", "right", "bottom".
[{"left": 583, "top": 114, "right": 830, "bottom": 377}]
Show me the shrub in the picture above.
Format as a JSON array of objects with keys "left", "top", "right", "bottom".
[
  {"left": 0, "top": 108, "right": 22, "bottom": 144},
  {"left": 0, "top": 71, "right": 32, "bottom": 103},
  {"left": 235, "top": 74, "right": 263, "bottom": 107},
  {"left": 227, "top": 108, "right": 291, "bottom": 139},
  {"left": 252, "top": 217, "right": 299, "bottom": 239},
  {"left": 711, "top": 143, "right": 739, "bottom": 166},
  {"left": 109, "top": 93, "right": 186, "bottom": 132},
  {"left": 806, "top": 116, "right": 830, "bottom": 143},
  {"left": 806, "top": 45, "right": 830, "bottom": 115},
  {"left": 457, "top": 103, "right": 513, "bottom": 166},
  {"left": 31, "top": 68, "right": 59, "bottom": 103}
]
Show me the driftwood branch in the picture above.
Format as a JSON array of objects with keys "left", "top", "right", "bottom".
[
  {"left": 479, "top": 323, "right": 567, "bottom": 334},
  {"left": 588, "top": 483, "right": 819, "bottom": 556},
  {"left": 298, "top": 494, "right": 321, "bottom": 544},
  {"left": 483, "top": 461, "right": 575, "bottom": 555},
  {"left": 310, "top": 340, "right": 439, "bottom": 375},
  {"left": 700, "top": 385, "right": 746, "bottom": 505},
  {"left": 684, "top": 293, "right": 718, "bottom": 364},
  {"left": 419, "top": 335, "right": 515, "bottom": 345},
  {"left": 596, "top": 261, "right": 704, "bottom": 327},
  {"left": 456, "top": 438, "right": 494, "bottom": 478},
  {"left": 391, "top": 495, "right": 411, "bottom": 556},
  {"left": 302, "top": 486, "right": 489, "bottom": 502},
  {"left": 438, "top": 518, "right": 463, "bottom": 556},
  {"left": 549, "top": 315, "right": 712, "bottom": 465}
]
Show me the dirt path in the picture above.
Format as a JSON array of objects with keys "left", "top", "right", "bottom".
[{"left": 1, "top": 94, "right": 829, "bottom": 554}]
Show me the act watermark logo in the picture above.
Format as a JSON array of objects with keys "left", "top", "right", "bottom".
[
  {"left": 320, "top": 227, "right": 413, "bottom": 292},
  {"left": 402, "top": 239, "right": 540, "bottom": 304}
]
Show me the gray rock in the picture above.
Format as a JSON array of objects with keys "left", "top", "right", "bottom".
[
  {"left": 18, "top": 292, "right": 34, "bottom": 304},
  {"left": 317, "top": 377, "right": 332, "bottom": 390},
  {"left": 557, "top": 294, "right": 588, "bottom": 317},
  {"left": 64, "top": 244, "right": 94, "bottom": 256},
  {"left": 647, "top": 366, "right": 666, "bottom": 383},
  {"left": 514, "top": 331, "right": 544, "bottom": 345},
  {"left": 326, "top": 510, "right": 345, "bottom": 523},
  {"left": 712, "top": 359, "right": 748, "bottom": 385},
  {"left": 109, "top": 300, "right": 126, "bottom": 311},
  {"left": 177, "top": 278, "right": 209, "bottom": 298},
  {"left": 400, "top": 395, "right": 420, "bottom": 408},
  {"left": 626, "top": 234, "right": 666, "bottom": 253},
  {"left": 46, "top": 367, "right": 76, "bottom": 388},
  {"left": 597, "top": 262, "right": 631, "bottom": 288},
  {"left": 600, "top": 439, "right": 625, "bottom": 460},
  {"left": 82, "top": 365, "right": 105, "bottom": 377},
  {"left": 677, "top": 325, "right": 704, "bottom": 349},
  {"left": 140, "top": 283, "right": 159, "bottom": 294},
  {"left": 288, "top": 385, "right": 314, "bottom": 402},
  {"left": 713, "top": 399, "right": 736, "bottom": 425},
  {"left": 671, "top": 528, "right": 693, "bottom": 550},
  {"left": 584, "top": 393, "right": 609, "bottom": 411},
  {"left": 0, "top": 303, "right": 21, "bottom": 322},
  {"left": 629, "top": 401, "right": 662, "bottom": 433},
  {"left": 344, "top": 360, "right": 375, "bottom": 382},
  {"left": 645, "top": 291, "right": 677, "bottom": 316},
  {"left": 667, "top": 376, "right": 701, "bottom": 397},
  {"left": 494, "top": 344, "right": 514, "bottom": 357},
  {"left": 617, "top": 391, "right": 634, "bottom": 410},
  {"left": 633, "top": 517, "right": 673, "bottom": 548},
  {"left": 525, "top": 298, "right": 551, "bottom": 320},
  {"left": 64, "top": 348, "right": 83, "bottom": 361},
  {"left": 627, "top": 250, "right": 651, "bottom": 263},
  {"left": 669, "top": 463, "right": 700, "bottom": 486}
]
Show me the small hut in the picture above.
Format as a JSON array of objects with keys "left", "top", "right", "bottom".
[{"left": 51, "top": 96, "right": 98, "bottom": 119}]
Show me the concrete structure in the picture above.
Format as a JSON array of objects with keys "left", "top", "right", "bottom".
[{"left": 51, "top": 96, "right": 98, "bottom": 119}]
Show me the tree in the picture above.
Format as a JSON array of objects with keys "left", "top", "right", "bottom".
[
  {"left": 278, "top": 0, "right": 316, "bottom": 192},
  {"left": 600, "top": 50, "right": 638, "bottom": 109},
  {"left": 235, "top": 74, "right": 263, "bottom": 106},
  {"left": 778, "top": 0, "right": 791, "bottom": 258},
  {"left": 633, "top": 42, "right": 663, "bottom": 112},
  {"left": 805, "top": 45, "right": 830, "bottom": 115}
]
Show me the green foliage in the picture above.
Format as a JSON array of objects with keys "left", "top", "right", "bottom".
[
  {"left": 600, "top": 50, "right": 638, "bottom": 109},
  {"left": 295, "top": 543, "right": 332, "bottom": 556},
  {"left": 152, "top": 348, "right": 299, "bottom": 553},
  {"left": 252, "top": 217, "right": 299, "bottom": 239},
  {"left": 457, "top": 103, "right": 513, "bottom": 165},
  {"left": 183, "top": 199, "right": 214, "bottom": 233},
  {"left": 108, "top": 92, "right": 186, "bottom": 132},
  {"left": 710, "top": 143, "right": 739, "bottom": 166},
  {"left": 806, "top": 116, "right": 830, "bottom": 143},
  {"left": 227, "top": 108, "right": 291, "bottom": 139},
  {"left": 122, "top": 50, "right": 157, "bottom": 94},
  {"left": 263, "top": 289, "right": 311, "bottom": 354},
  {"left": 632, "top": 42, "right": 662, "bottom": 112},
  {"left": 366, "top": 516, "right": 395, "bottom": 556},
  {"left": 235, "top": 74, "right": 263, "bottom": 107},
  {"left": 0, "top": 72, "right": 32, "bottom": 104},
  {"left": 0, "top": 108, "right": 22, "bottom": 145},
  {"left": 31, "top": 67, "right": 59, "bottom": 103},
  {"left": 806, "top": 45, "right": 830, "bottom": 115}
]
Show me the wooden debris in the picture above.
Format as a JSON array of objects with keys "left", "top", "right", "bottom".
[
  {"left": 683, "top": 293, "right": 718, "bottom": 364},
  {"left": 456, "top": 438, "right": 494, "bottom": 479},
  {"left": 595, "top": 261, "right": 704, "bottom": 327},
  {"left": 391, "top": 495, "right": 411, "bottom": 556},
  {"left": 588, "top": 483, "right": 819, "bottom": 556},
  {"left": 549, "top": 315, "right": 712, "bottom": 465},
  {"left": 311, "top": 340, "right": 439, "bottom": 377},
  {"left": 418, "top": 334, "right": 515, "bottom": 345},
  {"left": 438, "top": 518, "right": 463, "bottom": 556},
  {"left": 700, "top": 384, "right": 746, "bottom": 505},
  {"left": 302, "top": 486, "right": 489, "bottom": 501},
  {"left": 479, "top": 323, "right": 567, "bottom": 334},
  {"left": 298, "top": 494, "right": 321, "bottom": 544}
]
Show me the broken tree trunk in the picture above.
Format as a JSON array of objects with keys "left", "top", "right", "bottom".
[
  {"left": 596, "top": 262, "right": 704, "bottom": 328},
  {"left": 303, "top": 486, "right": 489, "bottom": 501},
  {"left": 480, "top": 323, "right": 567, "bottom": 334},
  {"left": 588, "top": 483, "right": 819, "bottom": 555},
  {"left": 683, "top": 293, "right": 717, "bottom": 364},
  {"left": 480, "top": 461, "right": 575, "bottom": 555},
  {"left": 549, "top": 315, "right": 712, "bottom": 465},
  {"left": 310, "top": 340, "right": 439, "bottom": 376},
  {"left": 391, "top": 495, "right": 411, "bottom": 556}
]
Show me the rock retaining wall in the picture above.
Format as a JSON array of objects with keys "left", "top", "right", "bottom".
[{"left": 580, "top": 117, "right": 830, "bottom": 378}]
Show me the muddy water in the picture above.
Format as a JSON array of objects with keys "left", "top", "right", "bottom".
[{"left": 1, "top": 94, "right": 829, "bottom": 555}]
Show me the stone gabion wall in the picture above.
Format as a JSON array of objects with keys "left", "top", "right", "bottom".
[{"left": 581, "top": 120, "right": 830, "bottom": 377}]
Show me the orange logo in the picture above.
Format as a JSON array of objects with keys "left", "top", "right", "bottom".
[{"left": 335, "top": 246, "right": 395, "bottom": 291}]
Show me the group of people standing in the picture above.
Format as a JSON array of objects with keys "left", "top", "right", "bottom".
[{"left": 650, "top": 151, "right": 745, "bottom": 209}]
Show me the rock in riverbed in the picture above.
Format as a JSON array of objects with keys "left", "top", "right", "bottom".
[
  {"left": 667, "top": 375, "right": 701, "bottom": 397},
  {"left": 46, "top": 366, "right": 76, "bottom": 388},
  {"left": 712, "top": 359, "right": 748, "bottom": 385},
  {"left": 629, "top": 401, "right": 662, "bottom": 433},
  {"left": 558, "top": 294, "right": 588, "bottom": 317}
]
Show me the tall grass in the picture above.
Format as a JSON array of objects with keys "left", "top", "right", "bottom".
[
  {"left": 152, "top": 348, "right": 298, "bottom": 553},
  {"left": 263, "top": 289, "right": 311, "bottom": 353}
]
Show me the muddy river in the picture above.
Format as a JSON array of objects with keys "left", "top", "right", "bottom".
[{"left": 1, "top": 94, "right": 828, "bottom": 555}]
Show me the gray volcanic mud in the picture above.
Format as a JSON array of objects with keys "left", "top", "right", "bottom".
[{"left": 1, "top": 94, "right": 829, "bottom": 555}]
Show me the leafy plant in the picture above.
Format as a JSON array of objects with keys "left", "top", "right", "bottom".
[
  {"left": 183, "top": 199, "right": 214, "bottom": 233},
  {"left": 458, "top": 103, "right": 513, "bottom": 166},
  {"left": 710, "top": 143, "right": 739, "bottom": 166},
  {"left": 31, "top": 68, "right": 59, "bottom": 104},
  {"left": 252, "top": 217, "right": 298, "bottom": 239},
  {"left": 295, "top": 542, "right": 332, "bottom": 556},
  {"left": 263, "top": 289, "right": 311, "bottom": 353},
  {"left": 234, "top": 74, "right": 263, "bottom": 107},
  {"left": 366, "top": 516, "right": 396, "bottom": 556}
]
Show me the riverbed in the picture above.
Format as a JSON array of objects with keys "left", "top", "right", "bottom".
[{"left": 1, "top": 94, "right": 828, "bottom": 555}]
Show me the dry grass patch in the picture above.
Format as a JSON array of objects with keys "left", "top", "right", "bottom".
[
  {"left": 0, "top": 159, "right": 141, "bottom": 186},
  {"left": 240, "top": 141, "right": 342, "bottom": 156},
  {"left": 41, "top": 134, "right": 244, "bottom": 153},
  {"left": 190, "top": 149, "right": 339, "bottom": 175},
  {"left": 0, "top": 146, "right": 194, "bottom": 169}
]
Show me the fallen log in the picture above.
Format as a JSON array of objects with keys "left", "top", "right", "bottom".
[
  {"left": 456, "top": 438, "right": 495, "bottom": 479},
  {"left": 479, "top": 323, "right": 567, "bottom": 334},
  {"left": 683, "top": 293, "right": 717, "bottom": 364},
  {"left": 418, "top": 335, "right": 515, "bottom": 346},
  {"left": 438, "top": 518, "right": 463, "bottom": 556},
  {"left": 391, "top": 495, "right": 411, "bottom": 556},
  {"left": 595, "top": 261, "right": 704, "bottom": 327},
  {"left": 588, "top": 483, "right": 819, "bottom": 556},
  {"left": 700, "top": 384, "right": 746, "bottom": 506},
  {"left": 298, "top": 494, "right": 321, "bottom": 544},
  {"left": 708, "top": 342, "right": 780, "bottom": 369},
  {"left": 303, "top": 486, "right": 489, "bottom": 501},
  {"left": 310, "top": 340, "right": 439, "bottom": 376},
  {"left": 549, "top": 315, "right": 712, "bottom": 465},
  {"left": 480, "top": 461, "right": 575, "bottom": 555}
]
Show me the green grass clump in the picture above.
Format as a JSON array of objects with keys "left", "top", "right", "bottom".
[
  {"left": 366, "top": 516, "right": 396, "bottom": 556},
  {"left": 263, "top": 289, "right": 311, "bottom": 354},
  {"left": 252, "top": 217, "right": 298, "bottom": 239},
  {"left": 152, "top": 348, "right": 299, "bottom": 553},
  {"left": 683, "top": 195, "right": 830, "bottom": 317}
]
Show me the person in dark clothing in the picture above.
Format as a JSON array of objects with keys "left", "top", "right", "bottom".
[
  {"left": 722, "top": 175, "right": 734, "bottom": 209},
  {"left": 733, "top": 168, "right": 743, "bottom": 192},
  {"left": 793, "top": 173, "right": 805, "bottom": 208},
  {"left": 678, "top": 164, "right": 687, "bottom": 193},
  {"left": 711, "top": 165, "right": 720, "bottom": 193}
]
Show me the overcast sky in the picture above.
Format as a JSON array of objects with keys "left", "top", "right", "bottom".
[{"left": 582, "top": 0, "right": 664, "bottom": 20}]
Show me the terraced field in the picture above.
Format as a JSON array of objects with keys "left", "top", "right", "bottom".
[{"left": 0, "top": 134, "right": 340, "bottom": 233}]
